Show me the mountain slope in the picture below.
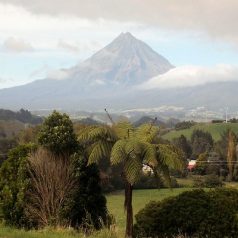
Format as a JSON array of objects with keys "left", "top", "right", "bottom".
[{"left": 0, "top": 32, "right": 174, "bottom": 110}]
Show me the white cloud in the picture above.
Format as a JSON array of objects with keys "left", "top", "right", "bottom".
[
  {"left": 1, "top": 0, "right": 238, "bottom": 44},
  {"left": 58, "top": 40, "right": 80, "bottom": 53},
  {"left": 139, "top": 64, "right": 238, "bottom": 90},
  {"left": 47, "top": 69, "right": 71, "bottom": 80},
  {"left": 2, "top": 37, "right": 34, "bottom": 52},
  {"left": 57, "top": 40, "right": 103, "bottom": 54},
  {"left": 0, "top": 3, "right": 138, "bottom": 53}
]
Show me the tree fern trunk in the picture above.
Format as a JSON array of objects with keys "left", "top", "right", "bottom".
[{"left": 125, "top": 181, "right": 133, "bottom": 238}]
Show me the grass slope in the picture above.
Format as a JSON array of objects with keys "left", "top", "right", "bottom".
[{"left": 163, "top": 123, "right": 238, "bottom": 141}]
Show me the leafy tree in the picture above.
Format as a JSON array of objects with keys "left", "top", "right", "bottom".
[
  {"left": 79, "top": 122, "right": 185, "bottom": 238},
  {"left": 227, "top": 130, "right": 238, "bottom": 181},
  {"left": 62, "top": 152, "right": 108, "bottom": 229},
  {"left": 38, "top": 111, "right": 78, "bottom": 155},
  {"left": 172, "top": 135, "right": 192, "bottom": 159},
  {"left": 0, "top": 144, "right": 37, "bottom": 227},
  {"left": 215, "top": 130, "right": 230, "bottom": 160},
  {"left": 206, "top": 151, "right": 227, "bottom": 176},
  {"left": 191, "top": 129, "right": 213, "bottom": 158},
  {"left": 194, "top": 152, "right": 208, "bottom": 175}
]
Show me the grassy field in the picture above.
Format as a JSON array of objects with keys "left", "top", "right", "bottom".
[
  {"left": 162, "top": 122, "right": 238, "bottom": 141},
  {"left": 106, "top": 188, "right": 194, "bottom": 232}
]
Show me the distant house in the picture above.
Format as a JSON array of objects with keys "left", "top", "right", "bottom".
[{"left": 187, "top": 160, "right": 196, "bottom": 171}]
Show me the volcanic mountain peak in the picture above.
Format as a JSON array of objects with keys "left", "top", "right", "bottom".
[{"left": 71, "top": 32, "right": 174, "bottom": 84}]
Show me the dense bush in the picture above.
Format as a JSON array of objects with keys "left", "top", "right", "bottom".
[
  {"left": 62, "top": 153, "right": 108, "bottom": 229},
  {"left": 203, "top": 174, "right": 223, "bottom": 187},
  {"left": 0, "top": 144, "right": 37, "bottom": 227},
  {"left": 134, "top": 189, "right": 238, "bottom": 238},
  {"left": 193, "top": 174, "right": 223, "bottom": 188},
  {"left": 138, "top": 174, "right": 161, "bottom": 189},
  {"left": 0, "top": 138, "right": 17, "bottom": 164}
]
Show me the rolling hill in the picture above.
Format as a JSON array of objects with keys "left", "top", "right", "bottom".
[{"left": 162, "top": 122, "right": 238, "bottom": 141}]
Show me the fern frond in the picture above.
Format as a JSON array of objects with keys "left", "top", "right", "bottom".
[
  {"left": 141, "top": 143, "right": 157, "bottom": 168},
  {"left": 124, "top": 155, "right": 142, "bottom": 185},
  {"left": 78, "top": 125, "right": 117, "bottom": 144},
  {"left": 156, "top": 163, "right": 172, "bottom": 188},
  {"left": 111, "top": 139, "right": 128, "bottom": 165},
  {"left": 113, "top": 121, "right": 134, "bottom": 139},
  {"left": 87, "top": 141, "right": 109, "bottom": 165},
  {"left": 156, "top": 144, "right": 185, "bottom": 171},
  {"left": 135, "top": 124, "right": 159, "bottom": 143}
]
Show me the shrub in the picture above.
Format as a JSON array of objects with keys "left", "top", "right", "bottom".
[
  {"left": 203, "top": 174, "right": 223, "bottom": 188},
  {"left": 0, "top": 144, "right": 37, "bottom": 227},
  {"left": 25, "top": 148, "right": 75, "bottom": 227},
  {"left": 193, "top": 174, "right": 223, "bottom": 188},
  {"left": 134, "top": 188, "right": 238, "bottom": 238}
]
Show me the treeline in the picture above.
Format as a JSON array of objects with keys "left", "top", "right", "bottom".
[{"left": 0, "top": 108, "right": 42, "bottom": 124}]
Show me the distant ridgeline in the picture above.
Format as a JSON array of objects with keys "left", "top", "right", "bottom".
[{"left": 0, "top": 109, "right": 42, "bottom": 125}]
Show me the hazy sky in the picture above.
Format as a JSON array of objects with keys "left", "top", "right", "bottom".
[{"left": 1, "top": 0, "right": 238, "bottom": 88}]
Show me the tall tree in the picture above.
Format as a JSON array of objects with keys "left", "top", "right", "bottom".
[
  {"left": 227, "top": 130, "right": 238, "bottom": 181},
  {"left": 172, "top": 135, "right": 192, "bottom": 159},
  {"left": 38, "top": 111, "right": 78, "bottom": 155},
  {"left": 79, "top": 121, "right": 185, "bottom": 238},
  {"left": 191, "top": 129, "right": 213, "bottom": 158}
]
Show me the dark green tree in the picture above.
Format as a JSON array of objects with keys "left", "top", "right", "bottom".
[
  {"left": 0, "top": 144, "right": 37, "bottom": 227},
  {"left": 215, "top": 130, "right": 230, "bottom": 160},
  {"left": 62, "top": 152, "right": 108, "bottom": 229},
  {"left": 226, "top": 130, "right": 238, "bottom": 181},
  {"left": 191, "top": 129, "right": 213, "bottom": 158},
  {"left": 194, "top": 152, "right": 208, "bottom": 175},
  {"left": 38, "top": 111, "right": 78, "bottom": 155},
  {"left": 172, "top": 135, "right": 192, "bottom": 159}
]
